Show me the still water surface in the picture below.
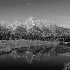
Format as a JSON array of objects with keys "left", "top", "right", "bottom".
[{"left": 0, "top": 53, "right": 70, "bottom": 69}]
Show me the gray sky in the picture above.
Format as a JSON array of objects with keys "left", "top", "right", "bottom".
[{"left": 0, "top": 0, "right": 70, "bottom": 28}]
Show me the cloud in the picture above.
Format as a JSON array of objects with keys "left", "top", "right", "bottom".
[
  {"left": 26, "top": 3, "right": 31, "bottom": 5},
  {"left": 58, "top": 16, "right": 70, "bottom": 21},
  {"left": 26, "top": 3, "right": 32, "bottom": 6}
]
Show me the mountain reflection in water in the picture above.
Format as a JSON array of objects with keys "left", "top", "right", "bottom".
[{"left": 0, "top": 53, "right": 70, "bottom": 69}]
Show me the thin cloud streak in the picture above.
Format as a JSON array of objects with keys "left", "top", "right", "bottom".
[{"left": 58, "top": 16, "right": 70, "bottom": 21}]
